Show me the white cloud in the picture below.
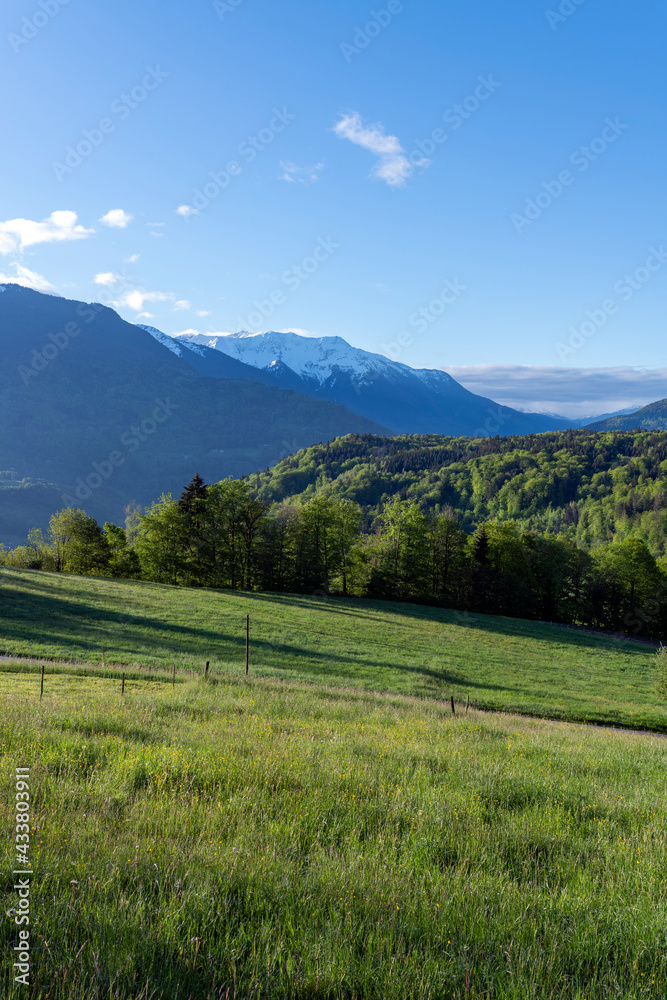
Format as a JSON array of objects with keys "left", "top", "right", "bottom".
[
  {"left": 333, "top": 112, "right": 428, "bottom": 187},
  {"left": 176, "top": 205, "right": 198, "bottom": 217},
  {"left": 172, "top": 300, "right": 191, "bottom": 311},
  {"left": 113, "top": 288, "right": 172, "bottom": 312},
  {"left": 0, "top": 263, "right": 55, "bottom": 292},
  {"left": 443, "top": 364, "right": 667, "bottom": 419},
  {"left": 280, "top": 160, "right": 324, "bottom": 184},
  {"left": 173, "top": 327, "right": 202, "bottom": 338},
  {"left": 0, "top": 231, "right": 16, "bottom": 254},
  {"left": 136, "top": 312, "right": 154, "bottom": 320},
  {"left": 0, "top": 210, "right": 94, "bottom": 254},
  {"left": 124, "top": 253, "right": 141, "bottom": 263},
  {"left": 196, "top": 309, "right": 211, "bottom": 317},
  {"left": 99, "top": 209, "right": 133, "bottom": 228},
  {"left": 93, "top": 271, "right": 119, "bottom": 287},
  {"left": 150, "top": 230, "right": 164, "bottom": 238}
]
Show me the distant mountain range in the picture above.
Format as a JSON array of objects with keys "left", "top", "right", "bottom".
[
  {"left": 1, "top": 284, "right": 665, "bottom": 545},
  {"left": 166, "top": 329, "right": 664, "bottom": 432},
  {"left": 146, "top": 327, "right": 582, "bottom": 436}
]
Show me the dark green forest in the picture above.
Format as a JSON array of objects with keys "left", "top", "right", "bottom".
[{"left": 3, "top": 430, "right": 667, "bottom": 640}]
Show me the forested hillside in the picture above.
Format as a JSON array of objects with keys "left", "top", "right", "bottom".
[
  {"left": 4, "top": 428, "right": 667, "bottom": 641},
  {"left": 255, "top": 430, "right": 667, "bottom": 556}
]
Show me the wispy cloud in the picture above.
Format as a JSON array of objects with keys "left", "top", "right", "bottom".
[
  {"left": 443, "top": 364, "right": 667, "bottom": 419},
  {"left": 280, "top": 160, "right": 325, "bottom": 184},
  {"left": 176, "top": 205, "right": 198, "bottom": 218},
  {"left": 0, "top": 263, "right": 55, "bottom": 292},
  {"left": 333, "top": 112, "right": 428, "bottom": 187},
  {"left": 0, "top": 210, "right": 94, "bottom": 254},
  {"left": 172, "top": 299, "right": 191, "bottom": 311},
  {"left": 99, "top": 209, "right": 133, "bottom": 228},
  {"left": 196, "top": 309, "right": 211, "bottom": 317},
  {"left": 124, "top": 253, "right": 141, "bottom": 263}
]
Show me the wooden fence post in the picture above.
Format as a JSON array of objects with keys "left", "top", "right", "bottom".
[
  {"left": 40, "top": 664, "right": 44, "bottom": 700},
  {"left": 121, "top": 673, "right": 125, "bottom": 696},
  {"left": 245, "top": 616, "right": 250, "bottom": 676},
  {"left": 172, "top": 663, "right": 176, "bottom": 690},
  {"left": 450, "top": 695, "right": 455, "bottom": 715},
  {"left": 465, "top": 694, "right": 470, "bottom": 714},
  {"left": 205, "top": 660, "right": 209, "bottom": 678}
]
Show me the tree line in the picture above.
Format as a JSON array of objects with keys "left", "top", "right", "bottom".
[{"left": 2, "top": 471, "right": 667, "bottom": 640}]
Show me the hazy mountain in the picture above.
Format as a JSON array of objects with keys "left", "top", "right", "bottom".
[
  {"left": 512, "top": 405, "right": 643, "bottom": 427},
  {"left": 170, "top": 329, "right": 580, "bottom": 436},
  {"left": 586, "top": 399, "right": 667, "bottom": 431},
  {"left": 0, "top": 285, "right": 388, "bottom": 543}
]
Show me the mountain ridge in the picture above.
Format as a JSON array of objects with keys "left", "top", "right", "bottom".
[{"left": 160, "top": 326, "right": 582, "bottom": 436}]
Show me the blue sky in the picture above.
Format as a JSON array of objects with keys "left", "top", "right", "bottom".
[{"left": 1, "top": 0, "right": 666, "bottom": 411}]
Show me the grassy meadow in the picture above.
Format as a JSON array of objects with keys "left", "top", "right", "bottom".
[
  {"left": 0, "top": 567, "right": 666, "bottom": 732},
  {"left": 1, "top": 670, "right": 666, "bottom": 999},
  {"left": 1, "top": 567, "right": 666, "bottom": 997}
]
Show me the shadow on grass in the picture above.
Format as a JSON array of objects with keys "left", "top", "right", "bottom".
[
  {"left": 2, "top": 568, "right": 652, "bottom": 661},
  {"left": 248, "top": 589, "right": 654, "bottom": 659},
  {"left": 0, "top": 574, "right": 540, "bottom": 701}
]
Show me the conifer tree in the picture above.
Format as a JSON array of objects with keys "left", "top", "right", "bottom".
[
  {"left": 178, "top": 474, "right": 210, "bottom": 584},
  {"left": 178, "top": 473, "right": 208, "bottom": 513}
]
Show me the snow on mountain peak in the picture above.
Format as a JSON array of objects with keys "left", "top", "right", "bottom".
[
  {"left": 140, "top": 323, "right": 456, "bottom": 392},
  {"left": 173, "top": 328, "right": 436, "bottom": 386}
]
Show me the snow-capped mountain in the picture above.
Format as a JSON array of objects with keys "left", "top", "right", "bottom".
[
  {"left": 136, "top": 325, "right": 305, "bottom": 385},
  {"left": 149, "top": 327, "right": 581, "bottom": 436},
  {"left": 176, "top": 330, "right": 447, "bottom": 390}
]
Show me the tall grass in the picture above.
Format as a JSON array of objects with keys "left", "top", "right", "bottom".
[{"left": 1, "top": 670, "right": 666, "bottom": 998}]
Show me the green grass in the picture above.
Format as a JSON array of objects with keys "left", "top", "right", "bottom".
[
  {"left": 1, "top": 567, "right": 665, "bottom": 732},
  {"left": 1, "top": 671, "right": 666, "bottom": 998}
]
